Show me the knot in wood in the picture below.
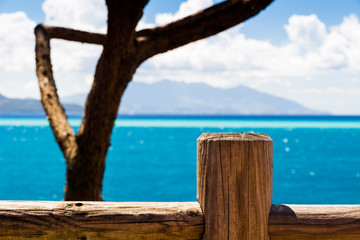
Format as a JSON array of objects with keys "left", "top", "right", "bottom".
[{"left": 186, "top": 208, "right": 200, "bottom": 216}]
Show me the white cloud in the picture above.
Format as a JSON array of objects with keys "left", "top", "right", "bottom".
[
  {"left": 0, "top": 0, "right": 106, "bottom": 99},
  {"left": 138, "top": 26, "right": 310, "bottom": 88},
  {"left": 324, "top": 15, "right": 360, "bottom": 72},
  {"left": 40, "top": 0, "right": 106, "bottom": 96},
  {"left": 136, "top": 20, "right": 156, "bottom": 31},
  {"left": 0, "top": 12, "right": 35, "bottom": 72},
  {"left": 49, "top": 40, "right": 102, "bottom": 97},
  {"left": 42, "top": 0, "right": 107, "bottom": 32},
  {"left": 285, "top": 14, "right": 327, "bottom": 52},
  {"left": 155, "top": 0, "right": 213, "bottom": 25},
  {"left": 0, "top": 11, "right": 39, "bottom": 98},
  {"left": 144, "top": 14, "right": 338, "bottom": 85},
  {"left": 50, "top": 40, "right": 102, "bottom": 72}
]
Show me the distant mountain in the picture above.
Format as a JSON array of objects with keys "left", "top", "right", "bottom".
[
  {"left": 62, "top": 80, "right": 324, "bottom": 115},
  {"left": 0, "top": 94, "right": 83, "bottom": 116}
]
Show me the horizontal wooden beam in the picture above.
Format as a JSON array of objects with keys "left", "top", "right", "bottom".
[
  {"left": 3, "top": 201, "right": 360, "bottom": 239},
  {"left": 269, "top": 204, "right": 360, "bottom": 239},
  {"left": 0, "top": 201, "right": 204, "bottom": 239}
]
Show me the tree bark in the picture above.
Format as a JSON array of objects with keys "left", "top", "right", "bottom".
[
  {"left": 64, "top": 0, "right": 149, "bottom": 201},
  {"left": 35, "top": 25, "right": 77, "bottom": 164},
  {"left": 35, "top": 0, "right": 273, "bottom": 201}
]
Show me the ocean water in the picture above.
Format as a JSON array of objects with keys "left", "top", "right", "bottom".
[{"left": 1, "top": 115, "right": 360, "bottom": 204}]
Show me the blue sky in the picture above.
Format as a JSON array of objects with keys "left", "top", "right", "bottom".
[
  {"left": 1, "top": 0, "right": 360, "bottom": 114},
  {"left": 2, "top": 0, "right": 359, "bottom": 41},
  {"left": 239, "top": 0, "right": 360, "bottom": 42}
]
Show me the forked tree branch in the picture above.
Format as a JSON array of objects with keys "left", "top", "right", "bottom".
[
  {"left": 105, "top": 0, "right": 149, "bottom": 47},
  {"left": 33, "top": 0, "right": 273, "bottom": 156},
  {"left": 34, "top": 25, "right": 77, "bottom": 161},
  {"left": 136, "top": 0, "right": 274, "bottom": 62}
]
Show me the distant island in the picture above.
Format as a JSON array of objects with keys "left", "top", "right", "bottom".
[
  {"left": 1, "top": 80, "right": 325, "bottom": 116},
  {"left": 63, "top": 80, "right": 325, "bottom": 115},
  {"left": 0, "top": 94, "right": 82, "bottom": 116}
]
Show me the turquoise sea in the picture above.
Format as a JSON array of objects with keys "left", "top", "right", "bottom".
[{"left": 1, "top": 115, "right": 360, "bottom": 204}]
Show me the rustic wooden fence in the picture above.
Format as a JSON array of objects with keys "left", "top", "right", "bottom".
[{"left": 1, "top": 132, "right": 360, "bottom": 239}]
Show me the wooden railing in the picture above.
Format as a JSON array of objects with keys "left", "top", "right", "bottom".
[{"left": 1, "top": 133, "right": 359, "bottom": 239}]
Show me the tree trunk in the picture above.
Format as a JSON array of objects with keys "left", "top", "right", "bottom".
[
  {"left": 63, "top": 0, "right": 146, "bottom": 201},
  {"left": 63, "top": 55, "right": 137, "bottom": 201}
]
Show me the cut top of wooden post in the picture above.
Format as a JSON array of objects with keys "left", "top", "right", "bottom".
[
  {"left": 197, "top": 132, "right": 273, "bottom": 240},
  {"left": 198, "top": 132, "right": 272, "bottom": 142}
]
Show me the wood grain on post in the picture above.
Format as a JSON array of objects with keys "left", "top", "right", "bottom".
[
  {"left": 0, "top": 201, "right": 203, "bottom": 239},
  {"left": 197, "top": 133, "right": 272, "bottom": 240}
]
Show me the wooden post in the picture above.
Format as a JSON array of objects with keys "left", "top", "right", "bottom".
[{"left": 197, "top": 133, "right": 272, "bottom": 240}]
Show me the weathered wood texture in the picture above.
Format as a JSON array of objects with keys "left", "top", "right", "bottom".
[
  {"left": 0, "top": 201, "right": 203, "bottom": 239},
  {"left": 3, "top": 201, "right": 360, "bottom": 239},
  {"left": 269, "top": 204, "right": 360, "bottom": 240},
  {"left": 3, "top": 202, "right": 360, "bottom": 240},
  {"left": 197, "top": 133, "right": 273, "bottom": 240}
]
